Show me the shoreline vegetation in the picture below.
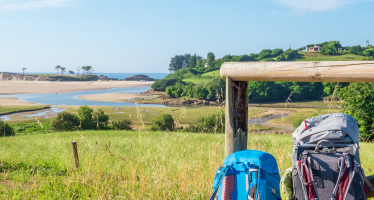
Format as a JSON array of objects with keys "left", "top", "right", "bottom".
[{"left": 0, "top": 72, "right": 158, "bottom": 82}]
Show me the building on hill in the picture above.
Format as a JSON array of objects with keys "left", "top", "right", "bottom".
[{"left": 308, "top": 46, "right": 322, "bottom": 51}]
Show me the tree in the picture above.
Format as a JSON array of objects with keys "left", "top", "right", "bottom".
[
  {"left": 257, "top": 49, "right": 272, "bottom": 59},
  {"left": 363, "top": 48, "right": 374, "bottom": 57},
  {"left": 55, "top": 65, "right": 61, "bottom": 75},
  {"left": 195, "top": 59, "right": 205, "bottom": 69},
  {"left": 320, "top": 41, "right": 341, "bottom": 55},
  {"left": 85, "top": 66, "right": 92, "bottom": 75},
  {"left": 189, "top": 54, "right": 197, "bottom": 68},
  {"left": 77, "top": 66, "right": 80, "bottom": 75},
  {"left": 348, "top": 45, "right": 365, "bottom": 55},
  {"left": 271, "top": 49, "right": 284, "bottom": 57},
  {"left": 151, "top": 78, "right": 181, "bottom": 91},
  {"left": 69, "top": 70, "right": 74, "bottom": 75},
  {"left": 283, "top": 49, "right": 298, "bottom": 60},
  {"left": 51, "top": 112, "right": 79, "bottom": 131},
  {"left": 77, "top": 105, "right": 94, "bottom": 130},
  {"left": 112, "top": 119, "right": 132, "bottom": 130},
  {"left": 93, "top": 109, "right": 109, "bottom": 129},
  {"left": 338, "top": 83, "right": 374, "bottom": 140},
  {"left": 151, "top": 114, "right": 175, "bottom": 131},
  {"left": 60, "top": 67, "right": 66, "bottom": 75},
  {"left": 206, "top": 52, "right": 215, "bottom": 67},
  {"left": 22, "top": 68, "right": 26, "bottom": 75},
  {"left": 81, "top": 66, "right": 86, "bottom": 75},
  {"left": 0, "top": 121, "right": 15, "bottom": 137},
  {"left": 188, "top": 111, "right": 225, "bottom": 133},
  {"left": 168, "top": 54, "right": 191, "bottom": 72}
]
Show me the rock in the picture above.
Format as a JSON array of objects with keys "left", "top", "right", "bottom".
[
  {"left": 124, "top": 74, "right": 156, "bottom": 81},
  {"left": 98, "top": 75, "right": 118, "bottom": 81}
]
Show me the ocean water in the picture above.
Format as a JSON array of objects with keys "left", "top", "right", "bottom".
[
  {"left": 0, "top": 86, "right": 165, "bottom": 107},
  {"left": 7, "top": 72, "right": 169, "bottom": 80}
]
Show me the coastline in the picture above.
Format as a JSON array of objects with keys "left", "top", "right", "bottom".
[{"left": 0, "top": 81, "right": 154, "bottom": 95}]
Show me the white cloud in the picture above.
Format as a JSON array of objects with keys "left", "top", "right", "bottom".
[
  {"left": 271, "top": 0, "right": 369, "bottom": 12},
  {"left": 0, "top": 0, "right": 77, "bottom": 10}
]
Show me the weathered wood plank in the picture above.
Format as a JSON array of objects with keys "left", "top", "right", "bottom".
[
  {"left": 221, "top": 61, "right": 374, "bottom": 82},
  {"left": 225, "top": 77, "right": 248, "bottom": 157}
]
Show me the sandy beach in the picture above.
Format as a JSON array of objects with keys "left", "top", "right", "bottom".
[
  {"left": 0, "top": 97, "right": 42, "bottom": 105},
  {"left": 78, "top": 93, "right": 159, "bottom": 102},
  {"left": 0, "top": 81, "right": 154, "bottom": 95}
]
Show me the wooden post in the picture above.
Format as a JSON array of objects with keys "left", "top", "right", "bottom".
[
  {"left": 225, "top": 77, "right": 248, "bottom": 157},
  {"left": 71, "top": 141, "right": 79, "bottom": 168},
  {"left": 221, "top": 61, "right": 374, "bottom": 157}
]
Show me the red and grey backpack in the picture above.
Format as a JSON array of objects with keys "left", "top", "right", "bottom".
[{"left": 291, "top": 113, "right": 367, "bottom": 200}]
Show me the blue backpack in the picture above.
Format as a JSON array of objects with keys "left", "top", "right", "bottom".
[{"left": 210, "top": 150, "right": 281, "bottom": 200}]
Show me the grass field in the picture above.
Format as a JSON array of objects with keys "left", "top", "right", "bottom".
[
  {"left": 182, "top": 78, "right": 213, "bottom": 84},
  {"left": 201, "top": 70, "right": 220, "bottom": 77},
  {"left": 268, "top": 108, "right": 341, "bottom": 127},
  {"left": 63, "top": 106, "right": 234, "bottom": 126},
  {"left": 295, "top": 52, "right": 370, "bottom": 61},
  {"left": 0, "top": 131, "right": 373, "bottom": 199}
]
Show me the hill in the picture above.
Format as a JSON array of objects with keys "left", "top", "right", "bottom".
[{"left": 151, "top": 47, "right": 373, "bottom": 103}]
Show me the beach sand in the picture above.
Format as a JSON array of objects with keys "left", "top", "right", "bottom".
[
  {"left": 78, "top": 93, "right": 158, "bottom": 102},
  {"left": 0, "top": 97, "right": 42, "bottom": 105},
  {"left": 0, "top": 81, "right": 154, "bottom": 95}
]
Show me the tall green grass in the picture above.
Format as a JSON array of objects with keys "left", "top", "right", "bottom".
[{"left": 0, "top": 131, "right": 373, "bottom": 199}]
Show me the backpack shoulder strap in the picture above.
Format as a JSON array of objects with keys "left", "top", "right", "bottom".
[
  {"left": 210, "top": 166, "right": 230, "bottom": 200},
  {"left": 331, "top": 152, "right": 359, "bottom": 200},
  {"left": 296, "top": 152, "right": 319, "bottom": 200}
]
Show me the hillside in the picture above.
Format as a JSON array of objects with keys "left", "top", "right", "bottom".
[
  {"left": 151, "top": 50, "right": 373, "bottom": 103},
  {"left": 196, "top": 52, "right": 371, "bottom": 78}
]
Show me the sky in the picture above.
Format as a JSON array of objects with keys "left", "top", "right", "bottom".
[{"left": 0, "top": 0, "right": 373, "bottom": 73}]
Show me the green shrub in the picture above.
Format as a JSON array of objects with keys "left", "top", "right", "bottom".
[
  {"left": 93, "top": 109, "right": 109, "bottom": 129},
  {"left": 112, "top": 119, "right": 132, "bottom": 130},
  {"left": 0, "top": 121, "right": 15, "bottom": 136},
  {"left": 165, "top": 77, "right": 225, "bottom": 100},
  {"left": 51, "top": 111, "right": 79, "bottom": 131},
  {"left": 188, "top": 111, "right": 225, "bottom": 133},
  {"left": 152, "top": 78, "right": 181, "bottom": 91},
  {"left": 11, "top": 123, "right": 50, "bottom": 135},
  {"left": 292, "top": 118, "right": 304, "bottom": 130},
  {"left": 151, "top": 114, "right": 175, "bottom": 131},
  {"left": 338, "top": 82, "right": 374, "bottom": 140},
  {"left": 77, "top": 105, "right": 94, "bottom": 129}
]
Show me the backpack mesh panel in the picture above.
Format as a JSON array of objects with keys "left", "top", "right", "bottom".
[{"left": 221, "top": 175, "right": 235, "bottom": 200}]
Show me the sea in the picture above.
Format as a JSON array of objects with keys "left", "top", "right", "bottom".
[{"left": 6, "top": 72, "right": 169, "bottom": 80}]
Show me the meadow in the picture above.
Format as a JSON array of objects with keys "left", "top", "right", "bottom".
[
  {"left": 295, "top": 52, "right": 371, "bottom": 61},
  {"left": 0, "top": 130, "right": 373, "bottom": 199},
  {"left": 1, "top": 97, "right": 373, "bottom": 199}
]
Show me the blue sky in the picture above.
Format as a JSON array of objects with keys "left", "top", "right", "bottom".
[{"left": 0, "top": 0, "right": 373, "bottom": 73}]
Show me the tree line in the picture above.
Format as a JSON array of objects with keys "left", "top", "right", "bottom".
[
  {"left": 54, "top": 65, "right": 94, "bottom": 76},
  {"left": 168, "top": 49, "right": 299, "bottom": 73},
  {"left": 305, "top": 41, "right": 374, "bottom": 56}
]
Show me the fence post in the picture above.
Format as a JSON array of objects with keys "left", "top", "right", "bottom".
[
  {"left": 71, "top": 141, "right": 79, "bottom": 168},
  {"left": 225, "top": 77, "right": 248, "bottom": 157}
]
